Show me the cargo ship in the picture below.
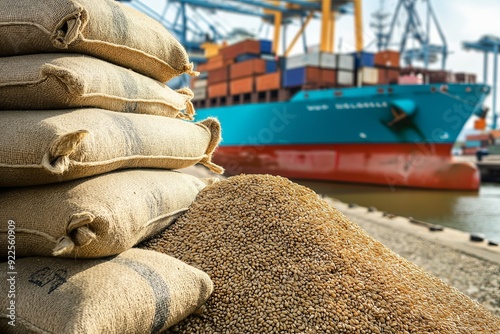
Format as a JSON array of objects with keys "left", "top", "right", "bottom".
[
  {"left": 153, "top": 0, "right": 491, "bottom": 190},
  {"left": 190, "top": 34, "right": 490, "bottom": 190}
]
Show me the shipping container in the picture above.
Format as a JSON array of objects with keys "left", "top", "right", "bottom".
[
  {"left": 320, "top": 69, "right": 336, "bottom": 86},
  {"left": 462, "top": 147, "right": 479, "bottom": 155},
  {"left": 337, "top": 54, "right": 355, "bottom": 71},
  {"left": 259, "top": 40, "right": 273, "bottom": 54},
  {"left": 337, "top": 70, "right": 355, "bottom": 86},
  {"left": 398, "top": 75, "right": 423, "bottom": 85},
  {"left": 285, "top": 52, "right": 340, "bottom": 70},
  {"left": 374, "top": 50, "right": 400, "bottom": 67},
  {"left": 207, "top": 66, "right": 229, "bottom": 84},
  {"left": 230, "top": 58, "right": 266, "bottom": 79},
  {"left": 320, "top": 53, "right": 337, "bottom": 69},
  {"left": 357, "top": 67, "right": 378, "bottom": 85},
  {"left": 455, "top": 72, "right": 477, "bottom": 83},
  {"left": 230, "top": 76, "right": 254, "bottom": 95},
  {"left": 256, "top": 72, "right": 281, "bottom": 91},
  {"left": 283, "top": 67, "right": 322, "bottom": 87},
  {"left": 377, "top": 67, "right": 400, "bottom": 84},
  {"left": 192, "top": 87, "right": 207, "bottom": 101},
  {"left": 193, "top": 79, "right": 207, "bottom": 88},
  {"left": 208, "top": 82, "right": 228, "bottom": 98},
  {"left": 428, "top": 70, "right": 455, "bottom": 83},
  {"left": 351, "top": 52, "right": 375, "bottom": 68},
  {"left": 197, "top": 62, "right": 208, "bottom": 72},
  {"left": 266, "top": 60, "right": 278, "bottom": 73},
  {"left": 465, "top": 140, "right": 482, "bottom": 148},
  {"left": 466, "top": 134, "right": 490, "bottom": 141},
  {"left": 220, "top": 39, "right": 261, "bottom": 61},
  {"left": 474, "top": 119, "right": 486, "bottom": 130},
  {"left": 202, "top": 55, "right": 233, "bottom": 71},
  {"left": 286, "top": 53, "right": 321, "bottom": 70}
]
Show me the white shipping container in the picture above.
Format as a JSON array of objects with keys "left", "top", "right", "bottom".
[
  {"left": 194, "top": 79, "right": 207, "bottom": 88},
  {"left": 285, "top": 52, "right": 321, "bottom": 70},
  {"left": 337, "top": 70, "right": 354, "bottom": 86},
  {"left": 358, "top": 67, "right": 378, "bottom": 85},
  {"left": 192, "top": 87, "right": 207, "bottom": 101},
  {"left": 337, "top": 54, "right": 355, "bottom": 71},
  {"left": 320, "top": 53, "right": 337, "bottom": 69}
]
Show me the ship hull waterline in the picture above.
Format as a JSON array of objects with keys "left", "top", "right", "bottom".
[{"left": 214, "top": 143, "right": 480, "bottom": 191}]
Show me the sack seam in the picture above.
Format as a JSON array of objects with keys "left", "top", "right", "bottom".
[{"left": 0, "top": 154, "right": 208, "bottom": 169}]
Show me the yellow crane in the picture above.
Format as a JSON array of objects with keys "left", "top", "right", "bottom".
[{"left": 264, "top": 0, "right": 363, "bottom": 56}]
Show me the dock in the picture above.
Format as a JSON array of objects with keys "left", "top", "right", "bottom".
[
  {"left": 456, "top": 154, "right": 500, "bottom": 183},
  {"left": 477, "top": 159, "right": 500, "bottom": 182},
  {"left": 327, "top": 198, "right": 500, "bottom": 316}
]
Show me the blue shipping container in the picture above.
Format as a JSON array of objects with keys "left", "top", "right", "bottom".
[
  {"left": 283, "top": 67, "right": 307, "bottom": 87},
  {"left": 465, "top": 140, "right": 481, "bottom": 148},
  {"left": 265, "top": 60, "right": 277, "bottom": 73},
  {"left": 260, "top": 40, "right": 272, "bottom": 54},
  {"left": 351, "top": 52, "right": 375, "bottom": 68}
]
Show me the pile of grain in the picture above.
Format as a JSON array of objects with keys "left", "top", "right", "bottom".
[{"left": 142, "top": 174, "right": 500, "bottom": 333}]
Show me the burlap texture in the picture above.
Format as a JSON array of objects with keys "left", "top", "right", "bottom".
[
  {"left": 0, "top": 109, "right": 223, "bottom": 186},
  {"left": 0, "top": 0, "right": 195, "bottom": 82},
  {"left": 0, "top": 170, "right": 207, "bottom": 258},
  {"left": 0, "top": 54, "right": 195, "bottom": 119},
  {"left": 0, "top": 249, "right": 213, "bottom": 333}
]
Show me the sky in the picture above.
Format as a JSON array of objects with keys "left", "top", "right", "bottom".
[{"left": 134, "top": 0, "right": 500, "bottom": 134}]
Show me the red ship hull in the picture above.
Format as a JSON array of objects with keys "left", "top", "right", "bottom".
[{"left": 214, "top": 143, "right": 480, "bottom": 190}]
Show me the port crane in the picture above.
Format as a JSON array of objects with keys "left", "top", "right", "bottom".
[
  {"left": 372, "top": 0, "right": 448, "bottom": 69},
  {"left": 463, "top": 35, "right": 500, "bottom": 130},
  {"left": 118, "top": 0, "right": 363, "bottom": 87},
  {"left": 119, "top": 0, "right": 363, "bottom": 57}
]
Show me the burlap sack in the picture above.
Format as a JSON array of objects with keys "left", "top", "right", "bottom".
[
  {"left": 0, "top": 109, "right": 223, "bottom": 187},
  {"left": 0, "top": 54, "right": 195, "bottom": 119},
  {"left": 0, "top": 0, "right": 195, "bottom": 82},
  {"left": 0, "top": 249, "right": 213, "bottom": 333},
  {"left": 0, "top": 170, "right": 206, "bottom": 258}
]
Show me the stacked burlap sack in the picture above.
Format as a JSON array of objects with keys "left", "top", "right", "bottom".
[{"left": 0, "top": 0, "right": 221, "bottom": 332}]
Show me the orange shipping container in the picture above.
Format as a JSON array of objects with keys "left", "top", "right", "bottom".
[
  {"left": 207, "top": 66, "right": 229, "bottom": 85},
  {"left": 474, "top": 119, "right": 486, "bottom": 130},
  {"left": 205, "top": 58, "right": 225, "bottom": 71},
  {"left": 230, "top": 59, "right": 266, "bottom": 79},
  {"left": 197, "top": 63, "right": 208, "bottom": 72},
  {"left": 220, "top": 39, "right": 260, "bottom": 61},
  {"left": 230, "top": 77, "right": 254, "bottom": 95},
  {"left": 374, "top": 50, "right": 400, "bottom": 67},
  {"left": 321, "top": 69, "right": 336, "bottom": 85},
  {"left": 208, "top": 82, "right": 228, "bottom": 98},
  {"left": 203, "top": 54, "right": 234, "bottom": 71},
  {"left": 378, "top": 67, "right": 400, "bottom": 84},
  {"left": 256, "top": 72, "right": 281, "bottom": 92}
]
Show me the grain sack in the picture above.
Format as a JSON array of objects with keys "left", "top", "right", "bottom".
[
  {"left": 141, "top": 174, "right": 500, "bottom": 333},
  {"left": 0, "top": 54, "right": 195, "bottom": 119},
  {"left": 0, "top": 249, "right": 213, "bottom": 333},
  {"left": 0, "top": 170, "right": 208, "bottom": 258},
  {"left": 0, "top": 109, "right": 222, "bottom": 187},
  {"left": 0, "top": 0, "right": 195, "bottom": 82}
]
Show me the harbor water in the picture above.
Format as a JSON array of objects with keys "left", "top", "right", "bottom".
[{"left": 295, "top": 180, "right": 500, "bottom": 243}]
